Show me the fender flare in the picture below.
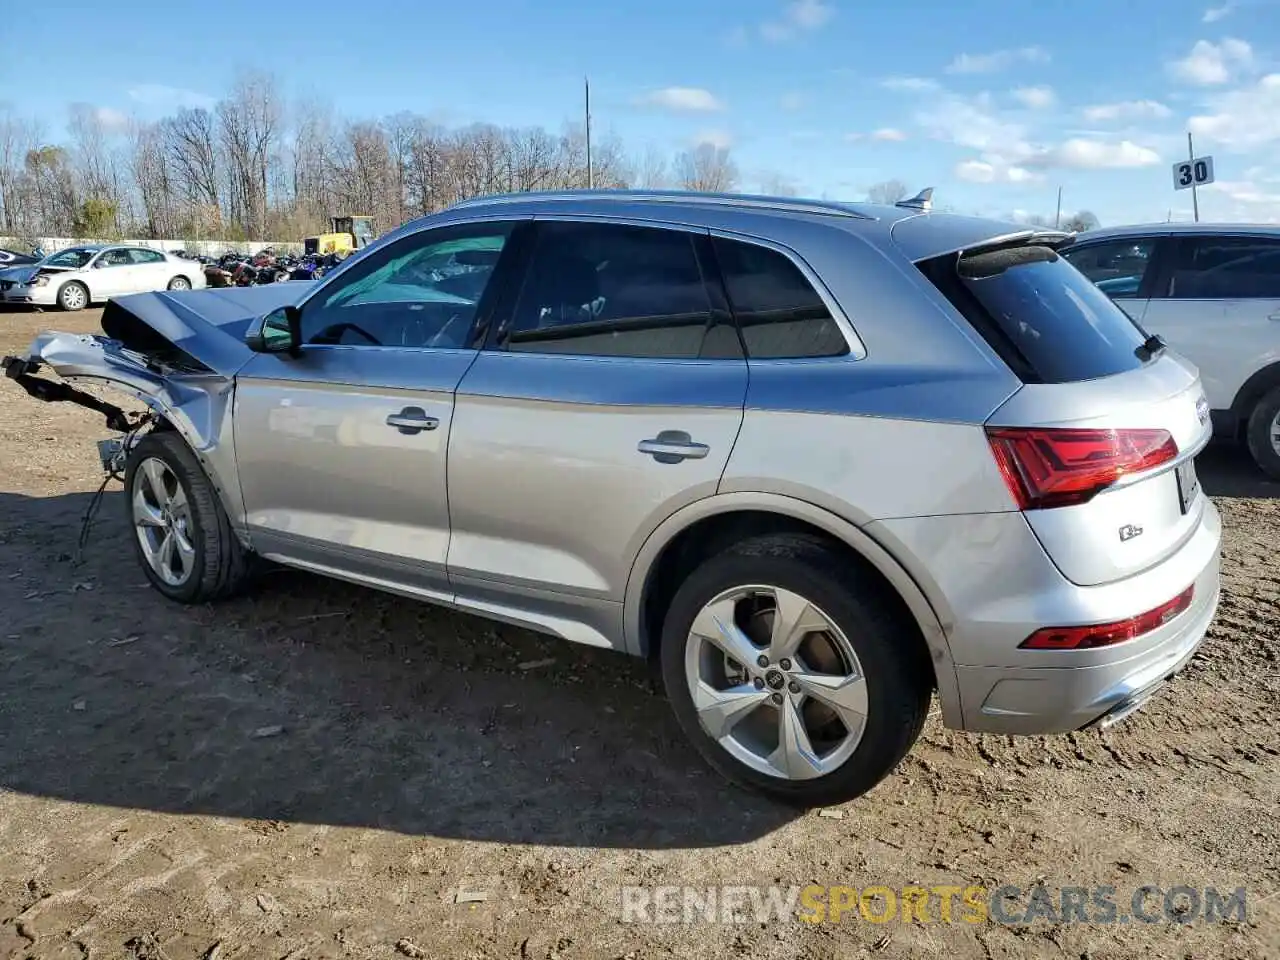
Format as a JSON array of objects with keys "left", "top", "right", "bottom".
[{"left": 622, "top": 491, "right": 964, "bottom": 728}]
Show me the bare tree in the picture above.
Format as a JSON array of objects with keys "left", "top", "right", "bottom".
[
  {"left": 758, "top": 172, "right": 800, "bottom": 197},
  {"left": 866, "top": 179, "right": 909, "bottom": 205},
  {"left": 131, "top": 121, "right": 177, "bottom": 238},
  {"left": 164, "top": 107, "right": 221, "bottom": 232},
  {"left": 675, "top": 142, "right": 738, "bottom": 192},
  {"left": 328, "top": 121, "right": 398, "bottom": 229},
  {"left": 25, "top": 145, "right": 77, "bottom": 236},
  {"left": 0, "top": 111, "right": 41, "bottom": 234},
  {"left": 217, "top": 71, "right": 282, "bottom": 238},
  {"left": 633, "top": 144, "right": 671, "bottom": 189},
  {"left": 67, "top": 104, "right": 122, "bottom": 214},
  {"left": 1061, "top": 210, "right": 1100, "bottom": 232}
]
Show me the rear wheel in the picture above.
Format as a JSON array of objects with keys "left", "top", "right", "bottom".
[
  {"left": 659, "top": 533, "right": 931, "bottom": 807},
  {"left": 1244, "top": 385, "right": 1280, "bottom": 481},
  {"left": 124, "top": 431, "right": 254, "bottom": 603},
  {"left": 167, "top": 276, "right": 192, "bottom": 291},
  {"left": 57, "top": 281, "right": 88, "bottom": 311}
]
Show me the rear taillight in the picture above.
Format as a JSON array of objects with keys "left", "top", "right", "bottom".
[
  {"left": 1020, "top": 584, "right": 1195, "bottom": 650},
  {"left": 986, "top": 426, "right": 1177, "bottom": 510}
]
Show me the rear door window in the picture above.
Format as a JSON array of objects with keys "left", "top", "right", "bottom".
[
  {"left": 920, "top": 245, "right": 1151, "bottom": 384},
  {"left": 1168, "top": 236, "right": 1280, "bottom": 299},
  {"left": 712, "top": 236, "right": 848, "bottom": 358},
  {"left": 1061, "top": 238, "right": 1155, "bottom": 299},
  {"left": 502, "top": 221, "right": 716, "bottom": 358}
]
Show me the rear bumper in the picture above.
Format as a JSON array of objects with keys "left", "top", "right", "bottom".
[
  {"left": 955, "top": 552, "right": 1219, "bottom": 734},
  {"left": 871, "top": 498, "right": 1222, "bottom": 735}
]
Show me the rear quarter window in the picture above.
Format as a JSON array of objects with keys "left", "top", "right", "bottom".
[{"left": 919, "top": 245, "right": 1151, "bottom": 384}]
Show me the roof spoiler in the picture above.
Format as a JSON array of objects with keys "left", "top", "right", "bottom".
[{"left": 895, "top": 187, "right": 934, "bottom": 212}]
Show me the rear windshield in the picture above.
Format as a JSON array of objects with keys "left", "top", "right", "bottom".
[{"left": 919, "top": 245, "right": 1151, "bottom": 384}]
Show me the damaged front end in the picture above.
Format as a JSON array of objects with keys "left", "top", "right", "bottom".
[{"left": 2, "top": 285, "right": 304, "bottom": 535}]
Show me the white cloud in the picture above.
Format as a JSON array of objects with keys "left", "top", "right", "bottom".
[
  {"left": 779, "top": 91, "right": 807, "bottom": 112},
  {"left": 1189, "top": 73, "right": 1280, "bottom": 148},
  {"left": 1081, "top": 99, "right": 1173, "bottom": 122},
  {"left": 128, "top": 84, "right": 216, "bottom": 110},
  {"left": 93, "top": 107, "right": 129, "bottom": 133},
  {"left": 956, "top": 160, "right": 1040, "bottom": 184},
  {"left": 870, "top": 127, "right": 908, "bottom": 142},
  {"left": 1026, "top": 139, "right": 1162, "bottom": 169},
  {"left": 636, "top": 87, "right": 725, "bottom": 112},
  {"left": 694, "top": 129, "right": 734, "bottom": 150},
  {"left": 880, "top": 76, "right": 942, "bottom": 93},
  {"left": 917, "top": 85, "right": 1161, "bottom": 177},
  {"left": 1203, "top": 178, "right": 1280, "bottom": 221},
  {"left": 760, "top": 0, "right": 833, "bottom": 41},
  {"left": 946, "top": 46, "right": 1050, "bottom": 75},
  {"left": 915, "top": 92, "right": 1028, "bottom": 154},
  {"left": 1203, "top": 3, "right": 1234, "bottom": 21},
  {"left": 1168, "top": 38, "right": 1253, "bottom": 85},
  {"left": 1012, "top": 86, "right": 1056, "bottom": 109}
]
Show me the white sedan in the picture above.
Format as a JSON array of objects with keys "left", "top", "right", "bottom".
[{"left": 0, "top": 244, "right": 206, "bottom": 310}]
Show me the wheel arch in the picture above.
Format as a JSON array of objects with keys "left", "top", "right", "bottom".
[
  {"left": 622, "top": 491, "right": 963, "bottom": 727},
  {"left": 1229, "top": 361, "right": 1280, "bottom": 435}
]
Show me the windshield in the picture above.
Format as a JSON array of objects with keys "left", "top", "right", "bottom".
[{"left": 44, "top": 248, "right": 96, "bottom": 269}]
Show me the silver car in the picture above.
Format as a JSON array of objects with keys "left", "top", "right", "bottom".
[
  {"left": 3, "top": 190, "right": 1221, "bottom": 806},
  {"left": 0, "top": 244, "right": 206, "bottom": 309}
]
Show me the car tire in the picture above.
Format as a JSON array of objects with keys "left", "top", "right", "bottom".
[
  {"left": 1244, "top": 385, "right": 1280, "bottom": 481},
  {"left": 167, "top": 276, "right": 191, "bottom": 291},
  {"left": 124, "top": 430, "right": 255, "bottom": 603},
  {"left": 659, "top": 533, "right": 931, "bottom": 807},
  {"left": 57, "top": 280, "right": 89, "bottom": 311}
]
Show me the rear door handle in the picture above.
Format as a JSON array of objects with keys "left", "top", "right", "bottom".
[
  {"left": 386, "top": 407, "right": 439, "bottom": 434},
  {"left": 638, "top": 430, "right": 710, "bottom": 464},
  {"left": 1269, "top": 312, "right": 1280, "bottom": 322}
]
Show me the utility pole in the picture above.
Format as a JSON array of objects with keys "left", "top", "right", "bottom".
[
  {"left": 585, "top": 77, "right": 594, "bottom": 190},
  {"left": 1187, "top": 131, "right": 1200, "bottom": 223},
  {"left": 1054, "top": 186, "right": 1063, "bottom": 229}
]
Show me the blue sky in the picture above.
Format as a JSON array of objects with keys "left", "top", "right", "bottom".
[{"left": 10, "top": 0, "right": 1280, "bottom": 224}]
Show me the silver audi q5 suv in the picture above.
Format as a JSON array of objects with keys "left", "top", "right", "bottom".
[{"left": 4, "top": 189, "right": 1222, "bottom": 806}]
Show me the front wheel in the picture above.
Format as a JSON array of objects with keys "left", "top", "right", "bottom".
[
  {"left": 57, "top": 281, "right": 88, "bottom": 311},
  {"left": 1245, "top": 385, "right": 1280, "bottom": 482},
  {"left": 124, "top": 431, "right": 254, "bottom": 603},
  {"left": 660, "top": 534, "right": 931, "bottom": 807}
]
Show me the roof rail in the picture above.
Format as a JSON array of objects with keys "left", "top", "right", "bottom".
[
  {"left": 446, "top": 189, "right": 876, "bottom": 220},
  {"left": 895, "top": 187, "right": 934, "bottom": 213}
]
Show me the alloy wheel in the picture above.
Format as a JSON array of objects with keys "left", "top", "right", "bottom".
[
  {"left": 1270, "top": 410, "right": 1280, "bottom": 458},
  {"left": 683, "top": 585, "right": 868, "bottom": 780},
  {"left": 132, "top": 457, "right": 196, "bottom": 587},
  {"left": 61, "top": 285, "right": 85, "bottom": 309}
]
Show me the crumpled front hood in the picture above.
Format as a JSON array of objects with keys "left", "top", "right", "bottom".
[
  {"left": 0, "top": 265, "right": 38, "bottom": 284},
  {"left": 105, "top": 282, "right": 316, "bottom": 376}
]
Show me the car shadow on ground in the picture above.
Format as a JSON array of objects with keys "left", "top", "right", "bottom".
[
  {"left": 0, "top": 490, "right": 798, "bottom": 850},
  {"left": 1196, "top": 441, "right": 1280, "bottom": 499}
]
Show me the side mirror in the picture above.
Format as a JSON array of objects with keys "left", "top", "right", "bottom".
[
  {"left": 92, "top": 259, "right": 106, "bottom": 268},
  {"left": 246, "top": 305, "right": 301, "bottom": 355}
]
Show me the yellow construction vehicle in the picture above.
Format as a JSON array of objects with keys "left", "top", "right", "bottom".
[{"left": 303, "top": 215, "right": 376, "bottom": 256}]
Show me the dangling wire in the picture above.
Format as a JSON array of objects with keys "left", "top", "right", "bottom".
[{"left": 74, "top": 414, "right": 154, "bottom": 566}]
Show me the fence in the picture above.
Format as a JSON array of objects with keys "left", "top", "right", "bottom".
[{"left": 0, "top": 237, "right": 305, "bottom": 257}]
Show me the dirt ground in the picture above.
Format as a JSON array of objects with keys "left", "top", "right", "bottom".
[{"left": 0, "top": 306, "right": 1276, "bottom": 960}]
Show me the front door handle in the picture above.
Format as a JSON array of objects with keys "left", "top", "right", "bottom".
[
  {"left": 1269, "top": 312, "right": 1280, "bottom": 322},
  {"left": 386, "top": 407, "right": 440, "bottom": 434},
  {"left": 638, "top": 430, "right": 710, "bottom": 464}
]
